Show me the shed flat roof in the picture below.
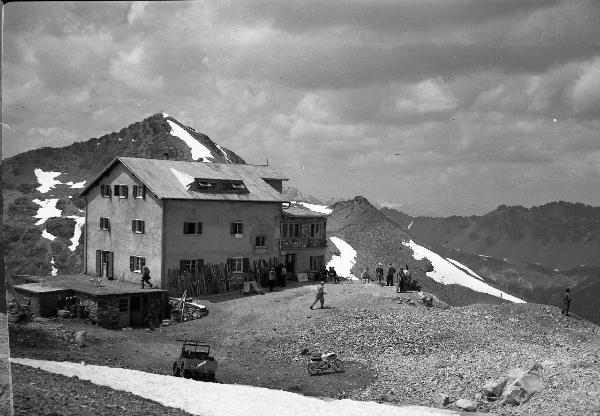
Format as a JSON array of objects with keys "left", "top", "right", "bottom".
[
  {"left": 14, "top": 275, "right": 167, "bottom": 297},
  {"left": 81, "top": 157, "right": 289, "bottom": 203},
  {"left": 282, "top": 205, "right": 328, "bottom": 217}
]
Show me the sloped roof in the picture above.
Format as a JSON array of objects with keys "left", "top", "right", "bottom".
[
  {"left": 283, "top": 204, "right": 329, "bottom": 217},
  {"left": 81, "top": 157, "right": 289, "bottom": 202}
]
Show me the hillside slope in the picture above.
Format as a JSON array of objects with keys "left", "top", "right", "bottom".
[
  {"left": 2, "top": 113, "right": 245, "bottom": 277},
  {"left": 326, "top": 196, "right": 523, "bottom": 307},
  {"left": 381, "top": 203, "right": 600, "bottom": 270}
]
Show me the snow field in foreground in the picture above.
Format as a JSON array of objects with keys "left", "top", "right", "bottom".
[
  {"left": 167, "top": 120, "right": 214, "bottom": 161},
  {"left": 12, "top": 358, "right": 462, "bottom": 416},
  {"left": 403, "top": 240, "right": 525, "bottom": 303},
  {"left": 326, "top": 236, "right": 357, "bottom": 279}
]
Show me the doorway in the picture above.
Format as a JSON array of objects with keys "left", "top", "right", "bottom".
[
  {"left": 117, "top": 297, "right": 130, "bottom": 327},
  {"left": 285, "top": 253, "right": 296, "bottom": 274}
]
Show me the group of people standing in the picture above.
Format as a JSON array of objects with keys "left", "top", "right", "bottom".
[
  {"left": 364, "top": 263, "right": 413, "bottom": 292},
  {"left": 267, "top": 263, "right": 288, "bottom": 292}
]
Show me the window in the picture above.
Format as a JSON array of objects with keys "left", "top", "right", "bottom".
[
  {"left": 228, "top": 257, "right": 249, "bottom": 273},
  {"left": 282, "top": 223, "right": 300, "bottom": 238},
  {"left": 255, "top": 235, "right": 266, "bottom": 247},
  {"left": 310, "top": 255, "right": 325, "bottom": 271},
  {"left": 196, "top": 181, "right": 215, "bottom": 192},
  {"left": 95, "top": 250, "right": 113, "bottom": 278},
  {"left": 132, "top": 184, "right": 145, "bottom": 199},
  {"left": 310, "top": 223, "right": 323, "bottom": 237},
  {"left": 222, "top": 181, "right": 248, "bottom": 193},
  {"left": 100, "top": 184, "right": 111, "bottom": 197},
  {"left": 180, "top": 259, "right": 204, "bottom": 274},
  {"left": 99, "top": 217, "right": 110, "bottom": 230},
  {"left": 230, "top": 222, "right": 244, "bottom": 235},
  {"left": 132, "top": 219, "right": 145, "bottom": 234},
  {"left": 113, "top": 184, "right": 128, "bottom": 198},
  {"left": 183, "top": 222, "right": 203, "bottom": 235},
  {"left": 129, "top": 256, "right": 145, "bottom": 272}
]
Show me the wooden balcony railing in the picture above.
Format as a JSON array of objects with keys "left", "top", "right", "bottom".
[{"left": 281, "top": 237, "right": 327, "bottom": 249}]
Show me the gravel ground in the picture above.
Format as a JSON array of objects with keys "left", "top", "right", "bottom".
[{"left": 9, "top": 281, "right": 600, "bottom": 415}]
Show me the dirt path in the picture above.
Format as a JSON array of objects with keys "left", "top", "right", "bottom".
[{"left": 10, "top": 281, "right": 600, "bottom": 415}]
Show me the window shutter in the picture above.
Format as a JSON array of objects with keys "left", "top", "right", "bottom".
[
  {"left": 141, "top": 220, "right": 145, "bottom": 234},
  {"left": 106, "top": 218, "right": 110, "bottom": 230},
  {"left": 107, "top": 252, "right": 114, "bottom": 278},
  {"left": 96, "top": 250, "right": 101, "bottom": 276},
  {"left": 107, "top": 185, "right": 112, "bottom": 196},
  {"left": 141, "top": 257, "right": 146, "bottom": 267},
  {"left": 239, "top": 223, "right": 243, "bottom": 234},
  {"left": 123, "top": 185, "right": 128, "bottom": 198},
  {"left": 100, "top": 217, "right": 103, "bottom": 229},
  {"left": 180, "top": 260, "right": 186, "bottom": 273},
  {"left": 133, "top": 185, "right": 138, "bottom": 197},
  {"left": 230, "top": 223, "right": 235, "bottom": 234},
  {"left": 113, "top": 185, "right": 119, "bottom": 197},
  {"left": 141, "top": 185, "right": 146, "bottom": 199},
  {"left": 243, "top": 258, "right": 249, "bottom": 272},
  {"left": 130, "top": 256, "right": 134, "bottom": 271}
]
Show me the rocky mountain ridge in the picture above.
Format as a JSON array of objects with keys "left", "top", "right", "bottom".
[
  {"left": 2, "top": 113, "right": 245, "bottom": 277},
  {"left": 381, "top": 202, "right": 600, "bottom": 270}
]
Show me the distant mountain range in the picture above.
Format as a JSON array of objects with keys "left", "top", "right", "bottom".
[
  {"left": 381, "top": 203, "right": 600, "bottom": 270},
  {"left": 2, "top": 113, "right": 244, "bottom": 277}
]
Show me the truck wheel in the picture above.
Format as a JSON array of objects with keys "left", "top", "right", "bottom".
[
  {"left": 308, "top": 363, "right": 320, "bottom": 376},
  {"left": 172, "top": 362, "right": 180, "bottom": 377},
  {"left": 333, "top": 359, "right": 344, "bottom": 373}
]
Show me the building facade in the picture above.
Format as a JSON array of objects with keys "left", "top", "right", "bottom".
[{"left": 80, "top": 157, "right": 328, "bottom": 288}]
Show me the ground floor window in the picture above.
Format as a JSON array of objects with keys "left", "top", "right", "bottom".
[
  {"left": 255, "top": 235, "right": 266, "bottom": 247},
  {"left": 180, "top": 259, "right": 204, "bottom": 274},
  {"left": 310, "top": 255, "right": 325, "bottom": 271},
  {"left": 228, "top": 257, "right": 249, "bottom": 273},
  {"left": 129, "top": 256, "right": 146, "bottom": 272}
]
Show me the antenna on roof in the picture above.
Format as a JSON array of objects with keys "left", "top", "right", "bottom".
[{"left": 266, "top": 157, "right": 269, "bottom": 166}]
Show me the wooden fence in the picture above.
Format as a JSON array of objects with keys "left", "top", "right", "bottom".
[{"left": 166, "top": 257, "right": 282, "bottom": 297}]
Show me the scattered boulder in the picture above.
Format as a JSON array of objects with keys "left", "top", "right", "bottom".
[
  {"left": 74, "top": 330, "right": 87, "bottom": 347},
  {"left": 454, "top": 398, "right": 478, "bottom": 411},
  {"left": 482, "top": 378, "right": 508, "bottom": 400},
  {"left": 483, "top": 366, "right": 546, "bottom": 406},
  {"left": 433, "top": 392, "right": 451, "bottom": 406}
]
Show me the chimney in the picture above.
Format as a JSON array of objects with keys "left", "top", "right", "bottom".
[{"left": 163, "top": 151, "right": 169, "bottom": 160}]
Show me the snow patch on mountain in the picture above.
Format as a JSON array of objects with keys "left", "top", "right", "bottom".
[
  {"left": 65, "top": 216, "right": 85, "bottom": 252},
  {"left": 12, "top": 359, "right": 455, "bottom": 416},
  {"left": 50, "top": 257, "right": 58, "bottom": 276},
  {"left": 34, "top": 169, "right": 63, "bottom": 193},
  {"left": 167, "top": 120, "right": 214, "bottom": 162},
  {"left": 292, "top": 201, "right": 332, "bottom": 215},
  {"left": 70, "top": 180, "right": 86, "bottom": 189},
  {"left": 41, "top": 229, "right": 57, "bottom": 241},
  {"left": 33, "top": 199, "right": 62, "bottom": 225},
  {"left": 327, "top": 237, "right": 357, "bottom": 280},
  {"left": 215, "top": 143, "right": 232, "bottom": 163},
  {"left": 170, "top": 168, "right": 195, "bottom": 189},
  {"left": 403, "top": 240, "right": 525, "bottom": 303},
  {"left": 407, "top": 221, "right": 414, "bottom": 230},
  {"left": 445, "top": 258, "right": 484, "bottom": 281}
]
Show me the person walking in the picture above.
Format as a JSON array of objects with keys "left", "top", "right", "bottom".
[
  {"left": 386, "top": 263, "right": 396, "bottom": 286},
  {"left": 361, "top": 267, "right": 371, "bottom": 284},
  {"left": 281, "top": 264, "right": 287, "bottom": 287},
  {"left": 310, "top": 281, "right": 326, "bottom": 309},
  {"left": 399, "top": 265, "right": 411, "bottom": 293},
  {"left": 141, "top": 265, "right": 154, "bottom": 289},
  {"left": 268, "top": 267, "right": 277, "bottom": 292},
  {"left": 561, "top": 288, "right": 571, "bottom": 316},
  {"left": 375, "top": 263, "right": 384, "bottom": 285},
  {"left": 275, "top": 263, "right": 283, "bottom": 286}
]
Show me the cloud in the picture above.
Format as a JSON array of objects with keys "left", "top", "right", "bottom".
[
  {"left": 572, "top": 57, "right": 600, "bottom": 115},
  {"left": 127, "top": 1, "right": 148, "bottom": 25}
]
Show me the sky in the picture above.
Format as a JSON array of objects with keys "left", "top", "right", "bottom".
[{"left": 3, "top": 1, "right": 600, "bottom": 216}]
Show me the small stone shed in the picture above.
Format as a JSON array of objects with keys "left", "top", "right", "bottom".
[{"left": 12, "top": 274, "right": 167, "bottom": 329}]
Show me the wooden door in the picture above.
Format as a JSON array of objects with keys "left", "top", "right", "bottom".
[
  {"left": 129, "top": 295, "right": 143, "bottom": 326},
  {"left": 117, "top": 297, "right": 130, "bottom": 328}
]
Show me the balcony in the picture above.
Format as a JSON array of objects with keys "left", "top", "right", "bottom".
[{"left": 281, "top": 237, "right": 327, "bottom": 250}]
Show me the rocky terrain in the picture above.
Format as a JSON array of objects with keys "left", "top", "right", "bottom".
[
  {"left": 0, "top": 314, "right": 11, "bottom": 416},
  {"left": 2, "top": 113, "right": 244, "bottom": 277},
  {"left": 9, "top": 283, "right": 600, "bottom": 415}
]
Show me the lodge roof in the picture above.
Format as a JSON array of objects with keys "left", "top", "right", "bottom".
[
  {"left": 80, "top": 157, "right": 289, "bottom": 203},
  {"left": 282, "top": 204, "right": 329, "bottom": 217}
]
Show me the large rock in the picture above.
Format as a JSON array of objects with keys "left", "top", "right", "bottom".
[
  {"left": 74, "top": 331, "right": 87, "bottom": 347},
  {"left": 433, "top": 392, "right": 451, "bottom": 406},
  {"left": 454, "top": 398, "right": 478, "bottom": 411},
  {"left": 482, "top": 378, "right": 508, "bottom": 399},
  {"left": 499, "top": 368, "right": 545, "bottom": 406}
]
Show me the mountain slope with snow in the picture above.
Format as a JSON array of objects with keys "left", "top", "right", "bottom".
[{"left": 2, "top": 113, "right": 245, "bottom": 277}]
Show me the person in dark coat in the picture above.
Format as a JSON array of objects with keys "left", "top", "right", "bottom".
[
  {"left": 141, "top": 265, "right": 154, "bottom": 288},
  {"left": 386, "top": 264, "right": 396, "bottom": 286},
  {"left": 275, "top": 263, "right": 283, "bottom": 286},
  {"left": 328, "top": 266, "right": 338, "bottom": 283},
  {"left": 268, "top": 267, "right": 277, "bottom": 292},
  {"left": 375, "top": 263, "right": 384, "bottom": 284},
  {"left": 561, "top": 288, "right": 571, "bottom": 316}
]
